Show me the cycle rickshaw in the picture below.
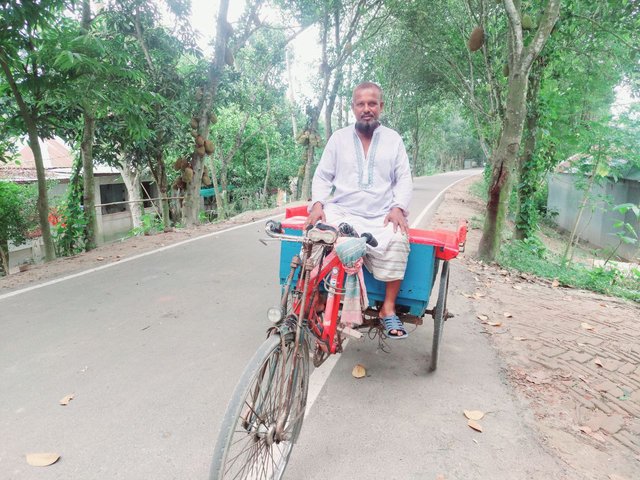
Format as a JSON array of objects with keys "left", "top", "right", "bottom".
[{"left": 210, "top": 205, "right": 467, "bottom": 479}]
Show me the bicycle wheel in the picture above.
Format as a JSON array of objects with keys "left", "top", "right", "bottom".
[
  {"left": 210, "top": 333, "right": 309, "bottom": 480},
  {"left": 429, "top": 261, "right": 450, "bottom": 372}
]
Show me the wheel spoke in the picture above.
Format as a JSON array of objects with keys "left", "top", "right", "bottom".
[{"left": 211, "top": 334, "right": 309, "bottom": 479}]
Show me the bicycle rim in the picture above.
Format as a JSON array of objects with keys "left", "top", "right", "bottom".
[{"left": 210, "top": 334, "right": 309, "bottom": 480}]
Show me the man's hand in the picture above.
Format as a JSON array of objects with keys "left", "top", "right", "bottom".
[
  {"left": 384, "top": 207, "right": 409, "bottom": 234},
  {"left": 305, "top": 202, "right": 326, "bottom": 229}
]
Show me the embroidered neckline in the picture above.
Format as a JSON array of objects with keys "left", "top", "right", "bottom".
[{"left": 352, "top": 127, "right": 380, "bottom": 190}]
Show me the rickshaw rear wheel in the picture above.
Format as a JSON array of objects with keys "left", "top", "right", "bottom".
[{"left": 429, "top": 261, "right": 450, "bottom": 372}]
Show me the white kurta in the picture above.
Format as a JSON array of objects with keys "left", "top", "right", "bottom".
[
  {"left": 311, "top": 124, "right": 412, "bottom": 218},
  {"left": 310, "top": 124, "right": 413, "bottom": 255}
]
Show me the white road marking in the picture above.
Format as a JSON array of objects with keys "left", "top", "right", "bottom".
[
  {"left": 410, "top": 172, "right": 481, "bottom": 229},
  {"left": 0, "top": 215, "right": 283, "bottom": 302},
  {"left": 305, "top": 339, "right": 349, "bottom": 417}
]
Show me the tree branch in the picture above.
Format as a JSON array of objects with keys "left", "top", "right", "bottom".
[{"left": 572, "top": 13, "right": 640, "bottom": 53}]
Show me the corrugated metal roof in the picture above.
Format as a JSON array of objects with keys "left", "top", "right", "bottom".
[{"left": 0, "top": 167, "right": 71, "bottom": 182}]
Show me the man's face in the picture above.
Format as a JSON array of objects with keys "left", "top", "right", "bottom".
[{"left": 352, "top": 87, "right": 383, "bottom": 135}]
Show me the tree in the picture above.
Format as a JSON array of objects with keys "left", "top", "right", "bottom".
[
  {"left": 0, "top": 0, "right": 73, "bottom": 261},
  {"left": 514, "top": 0, "right": 640, "bottom": 240},
  {"left": 477, "top": 0, "right": 560, "bottom": 260}
]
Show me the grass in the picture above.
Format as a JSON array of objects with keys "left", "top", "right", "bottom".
[
  {"left": 466, "top": 178, "right": 639, "bottom": 302},
  {"left": 498, "top": 238, "right": 640, "bottom": 303}
]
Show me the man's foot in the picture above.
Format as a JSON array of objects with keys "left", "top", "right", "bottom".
[{"left": 380, "top": 314, "right": 408, "bottom": 339}]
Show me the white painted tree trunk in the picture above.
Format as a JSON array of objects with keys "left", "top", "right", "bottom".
[{"left": 119, "top": 164, "right": 143, "bottom": 230}]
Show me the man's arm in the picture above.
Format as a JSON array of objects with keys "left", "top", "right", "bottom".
[{"left": 305, "top": 201, "right": 326, "bottom": 227}]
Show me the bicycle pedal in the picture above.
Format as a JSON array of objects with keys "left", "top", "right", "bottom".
[{"left": 338, "top": 325, "right": 363, "bottom": 339}]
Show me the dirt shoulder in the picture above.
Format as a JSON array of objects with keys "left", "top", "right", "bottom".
[
  {"left": 3, "top": 179, "right": 639, "bottom": 479},
  {"left": 431, "top": 177, "right": 640, "bottom": 480}
]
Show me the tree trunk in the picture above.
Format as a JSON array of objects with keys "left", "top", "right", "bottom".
[
  {"left": 478, "top": 73, "right": 529, "bottom": 260},
  {"left": 285, "top": 48, "right": 298, "bottom": 139},
  {"left": 325, "top": 71, "right": 343, "bottom": 140},
  {"left": 80, "top": 0, "right": 97, "bottom": 249},
  {"left": 182, "top": 0, "right": 231, "bottom": 226},
  {"left": 514, "top": 59, "right": 543, "bottom": 240},
  {"left": 81, "top": 106, "right": 98, "bottom": 249},
  {"left": 562, "top": 153, "right": 602, "bottom": 264},
  {"left": 148, "top": 151, "right": 170, "bottom": 229},
  {"left": 0, "top": 54, "right": 55, "bottom": 261},
  {"left": 411, "top": 105, "right": 420, "bottom": 174},
  {"left": 207, "top": 154, "right": 225, "bottom": 219},
  {"left": 119, "top": 163, "right": 143, "bottom": 229},
  {"left": 263, "top": 138, "right": 271, "bottom": 198},
  {"left": 0, "top": 240, "right": 9, "bottom": 276}
]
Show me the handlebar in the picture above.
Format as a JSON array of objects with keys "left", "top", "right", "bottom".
[{"left": 263, "top": 220, "right": 377, "bottom": 247}]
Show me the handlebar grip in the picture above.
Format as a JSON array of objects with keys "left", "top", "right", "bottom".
[
  {"left": 361, "top": 232, "right": 378, "bottom": 248},
  {"left": 338, "top": 222, "right": 357, "bottom": 237},
  {"left": 266, "top": 220, "right": 283, "bottom": 234}
]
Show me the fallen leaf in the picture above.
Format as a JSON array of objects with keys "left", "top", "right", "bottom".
[
  {"left": 26, "top": 453, "right": 60, "bottom": 467},
  {"left": 477, "top": 314, "right": 489, "bottom": 321},
  {"left": 59, "top": 394, "right": 74, "bottom": 406},
  {"left": 608, "top": 474, "right": 628, "bottom": 480},
  {"left": 352, "top": 364, "right": 366, "bottom": 379},
  {"left": 595, "top": 358, "right": 604, "bottom": 368},
  {"left": 462, "top": 292, "right": 473, "bottom": 298},
  {"left": 551, "top": 279, "right": 560, "bottom": 288},
  {"left": 618, "top": 390, "right": 631, "bottom": 401},
  {"left": 467, "top": 419, "right": 483, "bottom": 432},
  {"left": 581, "top": 322, "right": 595, "bottom": 331},
  {"left": 464, "top": 410, "right": 485, "bottom": 420},
  {"left": 96, "top": 257, "right": 105, "bottom": 261},
  {"left": 513, "top": 285, "right": 523, "bottom": 290},
  {"left": 513, "top": 336, "right": 527, "bottom": 341},
  {"left": 503, "top": 312, "right": 513, "bottom": 318},
  {"left": 487, "top": 322, "right": 502, "bottom": 327},
  {"left": 473, "top": 292, "right": 486, "bottom": 299}
]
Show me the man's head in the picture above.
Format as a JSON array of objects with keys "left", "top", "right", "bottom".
[{"left": 352, "top": 82, "right": 384, "bottom": 136}]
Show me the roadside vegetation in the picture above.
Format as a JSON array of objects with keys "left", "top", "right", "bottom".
[{"left": 468, "top": 178, "right": 640, "bottom": 303}]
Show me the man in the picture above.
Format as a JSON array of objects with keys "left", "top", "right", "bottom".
[{"left": 305, "top": 81, "right": 413, "bottom": 339}]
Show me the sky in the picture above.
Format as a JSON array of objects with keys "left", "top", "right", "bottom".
[{"left": 188, "top": 0, "right": 321, "bottom": 101}]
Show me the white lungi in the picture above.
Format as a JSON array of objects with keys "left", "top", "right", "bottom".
[{"left": 324, "top": 203, "right": 410, "bottom": 282}]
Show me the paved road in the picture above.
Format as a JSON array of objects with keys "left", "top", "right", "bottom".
[{"left": 1, "top": 169, "right": 568, "bottom": 479}]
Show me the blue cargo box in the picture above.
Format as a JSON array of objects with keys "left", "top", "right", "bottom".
[{"left": 278, "top": 215, "right": 437, "bottom": 317}]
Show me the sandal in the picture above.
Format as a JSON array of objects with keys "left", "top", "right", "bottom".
[{"left": 380, "top": 314, "right": 408, "bottom": 340}]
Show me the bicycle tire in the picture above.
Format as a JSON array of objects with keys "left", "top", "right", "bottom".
[
  {"left": 209, "top": 333, "right": 309, "bottom": 480},
  {"left": 429, "top": 261, "right": 450, "bottom": 372}
]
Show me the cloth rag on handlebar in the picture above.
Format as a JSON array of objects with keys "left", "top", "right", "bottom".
[{"left": 335, "top": 237, "right": 369, "bottom": 327}]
